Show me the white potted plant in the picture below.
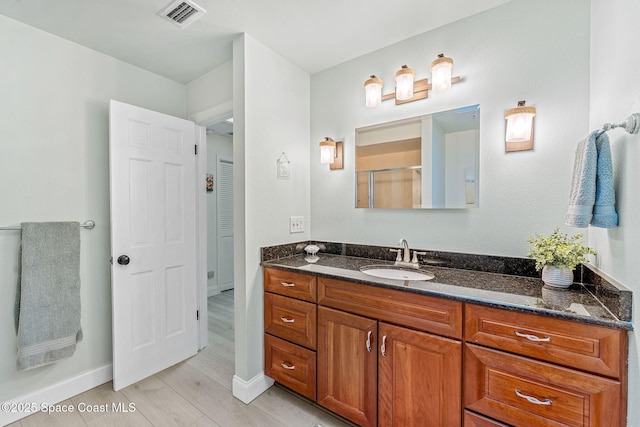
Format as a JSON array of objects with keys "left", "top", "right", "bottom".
[{"left": 527, "top": 228, "right": 596, "bottom": 288}]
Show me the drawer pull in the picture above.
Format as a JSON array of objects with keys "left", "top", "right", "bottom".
[
  {"left": 280, "top": 361, "right": 295, "bottom": 370},
  {"left": 280, "top": 316, "right": 295, "bottom": 323},
  {"left": 381, "top": 335, "right": 387, "bottom": 357},
  {"left": 366, "top": 331, "right": 372, "bottom": 352},
  {"left": 280, "top": 282, "right": 295, "bottom": 287},
  {"left": 515, "top": 389, "right": 552, "bottom": 406},
  {"left": 515, "top": 331, "right": 552, "bottom": 342}
]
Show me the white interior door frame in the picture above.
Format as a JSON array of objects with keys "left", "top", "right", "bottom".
[
  {"left": 195, "top": 125, "right": 208, "bottom": 350},
  {"left": 188, "top": 101, "right": 232, "bottom": 349}
]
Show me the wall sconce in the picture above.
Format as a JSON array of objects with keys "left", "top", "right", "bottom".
[
  {"left": 319, "top": 137, "right": 343, "bottom": 170},
  {"left": 364, "top": 53, "right": 460, "bottom": 107},
  {"left": 505, "top": 100, "right": 536, "bottom": 152}
]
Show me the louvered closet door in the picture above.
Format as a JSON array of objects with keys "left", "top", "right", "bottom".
[{"left": 217, "top": 155, "right": 234, "bottom": 291}]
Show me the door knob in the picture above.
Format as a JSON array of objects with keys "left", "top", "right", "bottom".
[{"left": 117, "top": 255, "right": 130, "bottom": 265}]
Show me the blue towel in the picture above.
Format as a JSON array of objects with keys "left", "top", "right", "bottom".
[
  {"left": 15, "top": 222, "right": 83, "bottom": 371},
  {"left": 564, "top": 132, "right": 597, "bottom": 227},
  {"left": 591, "top": 132, "right": 619, "bottom": 227}
]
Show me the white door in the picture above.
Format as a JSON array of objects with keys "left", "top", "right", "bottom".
[
  {"left": 216, "top": 156, "right": 234, "bottom": 291},
  {"left": 109, "top": 100, "right": 198, "bottom": 391}
]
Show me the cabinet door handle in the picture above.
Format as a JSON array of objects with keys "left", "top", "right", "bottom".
[
  {"left": 280, "top": 282, "right": 295, "bottom": 287},
  {"left": 280, "top": 361, "right": 295, "bottom": 370},
  {"left": 515, "top": 331, "right": 551, "bottom": 342},
  {"left": 366, "top": 331, "right": 372, "bottom": 352},
  {"left": 514, "top": 389, "right": 552, "bottom": 406},
  {"left": 280, "top": 316, "right": 295, "bottom": 323},
  {"left": 380, "top": 335, "right": 387, "bottom": 357}
]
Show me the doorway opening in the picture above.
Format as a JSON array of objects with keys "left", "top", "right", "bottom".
[{"left": 205, "top": 117, "right": 234, "bottom": 296}]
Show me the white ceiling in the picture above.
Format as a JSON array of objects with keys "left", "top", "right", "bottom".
[{"left": 0, "top": 0, "right": 511, "bottom": 84}]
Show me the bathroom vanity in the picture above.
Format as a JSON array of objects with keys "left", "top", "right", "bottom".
[{"left": 262, "top": 244, "right": 631, "bottom": 427}]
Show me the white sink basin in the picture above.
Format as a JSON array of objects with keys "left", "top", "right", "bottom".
[{"left": 360, "top": 266, "right": 434, "bottom": 281}]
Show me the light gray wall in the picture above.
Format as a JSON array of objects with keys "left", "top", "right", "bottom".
[
  {"left": 0, "top": 14, "right": 187, "bottom": 403},
  {"left": 310, "top": 0, "right": 590, "bottom": 257},
  {"left": 589, "top": 0, "right": 640, "bottom": 424},
  {"left": 187, "top": 60, "right": 233, "bottom": 118},
  {"left": 233, "top": 34, "right": 311, "bottom": 382}
]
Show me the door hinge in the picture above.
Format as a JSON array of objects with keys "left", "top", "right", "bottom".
[
  {"left": 196, "top": 310, "right": 200, "bottom": 320},
  {"left": 194, "top": 144, "right": 198, "bottom": 155}
]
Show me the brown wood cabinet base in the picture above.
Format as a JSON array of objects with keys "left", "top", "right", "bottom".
[{"left": 262, "top": 267, "right": 629, "bottom": 427}]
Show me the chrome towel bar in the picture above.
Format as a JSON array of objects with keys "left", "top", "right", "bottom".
[{"left": 0, "top": 220, "right": 95, "bottom": 231}]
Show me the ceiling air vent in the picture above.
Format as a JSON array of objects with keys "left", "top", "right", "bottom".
[{"left": 158, "top": 0, "right": 206, "bottom": 29}]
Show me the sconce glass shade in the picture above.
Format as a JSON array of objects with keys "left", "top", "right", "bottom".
[
  {"left": 364, "top": 75, "right": 383, "bottom": 108},
  {"left": 505, "top": 102, "right": 536, "bottom": 142},
  {"left": 319, "top": 137, "right": 336, "bottom": 164},
  {"left": 430, "top": 54, "right": 453, "bottom": 92},
  {"left": 395, "top": 65, "right": 415, "bottom": 101}
]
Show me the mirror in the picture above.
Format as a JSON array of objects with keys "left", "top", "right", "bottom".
[{"left": 355, "top": 104, "right": 479, "bottom": 209}]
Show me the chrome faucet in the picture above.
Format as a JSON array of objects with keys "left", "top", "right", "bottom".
[
  {"left": 399, "top": 238, "right": 410, "bottom": 262},
  {"left": 390, "top": 239, "right": 426, "bottom": 269}
]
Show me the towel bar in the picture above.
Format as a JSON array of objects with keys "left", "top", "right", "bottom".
[
  {"left": 0, "top": 220, "right": 95, "bottom": 231},
  {"left": 601, "top": 113, "right": 640, "bottom": 134}
]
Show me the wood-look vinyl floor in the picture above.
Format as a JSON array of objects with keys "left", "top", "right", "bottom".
[{"left": 9, "top": 290, "right": 351, "bottom": 427}]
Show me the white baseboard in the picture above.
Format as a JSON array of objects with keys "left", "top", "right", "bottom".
[
  {"left": 0, "top": 364, "right": 113, "bottom": 426},
  {"left": 207, "top": 283, "right": 220, "bottom": 297},
  {"left": 232, "top": 372, "right": 274, "bottom": 404}
]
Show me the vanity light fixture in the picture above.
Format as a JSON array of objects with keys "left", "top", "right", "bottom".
[
  {"left": 430, "top": 54, "right": 453, "bottom": 92},
  {"left": 505, "top": 100, "right": 536, "bottom": 152},
  {"left": 395, "top": 65, "right": 416, "bottom": 101},
  {"left": 364, "top": 75, "right": 383, "bottom": 108},
  {"left": 319, "top": 137, "right": 344, "bottom": 170},
  {"left": 364, "top": 53, "right": 460, "bottom": 107}
]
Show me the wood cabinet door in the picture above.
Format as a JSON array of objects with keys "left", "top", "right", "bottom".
[
  {"left": 264, "top": 268, "right": 317, "bottom": 302},
  {"left": 464, "top": 411, "right": 510, "bottom": 426},
  {"left": 378, "top": 322, "right": 462, "bottom": 427},
  {"left": 465, "top": 344, "right": 622, "bottom": 427},
  {"left": 317, "top": 306, "right": 377, "bottom": 427},
  {"left": 264, "top": 334, "right": 316, "bottom": 400},
  {"left": 465, "top": 304, "right": 626, "bottom": 378},
  {"left": 264, "top": 292, "right": 317, "bottom": 350}
]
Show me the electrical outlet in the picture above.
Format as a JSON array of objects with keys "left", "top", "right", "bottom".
[{"left": 290, "top": 216, "right": 304, "bottom": 233}]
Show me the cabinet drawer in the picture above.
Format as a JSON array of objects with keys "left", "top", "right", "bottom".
[
  {"left": 465, "top": 304, "right": 626, "bottom": 378},
  {"left": 265, "top": 293, "right": 317, "bottom": 350},
  {"left": 464, "top": 411, "right": 510, "bottom": 427},
  {"left": 264, "top": 268, "right": 317, "bottom": 302},
  {"left": 465, "top": 344, "right": 622, "bottom": 427},
  {"left": 318, "top": 277, "right": 462, "bottom": 339},
  {"left": 264, "top": 334, "right": 316, "bottom": 400}
]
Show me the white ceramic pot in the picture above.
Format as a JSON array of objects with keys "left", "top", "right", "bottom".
[{"left": 541, "top": 265, "right": 574, "bottom": 288}]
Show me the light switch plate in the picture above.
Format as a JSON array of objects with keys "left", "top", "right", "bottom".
[{"left": 290, "top": 216, "right": 304, "bottom": 233}]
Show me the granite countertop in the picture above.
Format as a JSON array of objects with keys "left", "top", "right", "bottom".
[{"left": 262, "top": 253, "right": 633, "bottom": 331}]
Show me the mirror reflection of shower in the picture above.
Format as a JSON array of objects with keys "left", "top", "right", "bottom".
[{"left": 355, "top": 105, "right": 479, "bottom": 209}]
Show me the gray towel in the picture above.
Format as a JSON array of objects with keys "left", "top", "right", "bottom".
[
  {"left": 564, "top": 132, "right": 597, "bottom": 227},
  {"left": 591, "top": 132, "right": 619, "bottom": 227},
  {"left": 15, "top": 222, "right": 83, "bottom": 371}
]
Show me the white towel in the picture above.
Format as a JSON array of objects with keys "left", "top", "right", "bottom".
[
  {"left": 15, "top": 222, "right": 83, "bottom": 371},
  {"left": 564, "top": 132, "right": 597, "bottom": 227}
]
